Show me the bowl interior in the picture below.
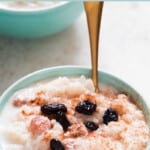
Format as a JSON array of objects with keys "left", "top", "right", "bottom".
[
  {"left": 0, "top": 1, "right": 68, "bottom": 12},
  {"left": 0, "top": 66, "right": 150, "bottom": 149}
]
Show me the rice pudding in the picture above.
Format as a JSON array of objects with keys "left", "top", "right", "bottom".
[
  {"left": 0, "top": 76, "right": 149, "bottom": 150},
  {"left": 0, "top": 1, "right": 63, "bottom": 11}
]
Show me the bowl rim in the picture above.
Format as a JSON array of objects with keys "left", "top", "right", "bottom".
[
  {"left": 0, "top": 65, "right": 149, "bottom": 149},
  {"left": 0, "top": 65, "right": 150, "bottom": 109},
  {"left": 0, "top": 1, "right": 70, "bottom": 13}
]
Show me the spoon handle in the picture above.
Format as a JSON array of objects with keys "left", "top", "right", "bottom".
[{"left": 84, "top": 1, "right": 103, "bottom": 92}]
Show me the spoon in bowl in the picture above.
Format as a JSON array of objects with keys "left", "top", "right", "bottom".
[{"left": 84, "top": 1, "right": 104, "bottom": 92}]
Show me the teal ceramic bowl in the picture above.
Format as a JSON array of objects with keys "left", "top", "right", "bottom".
[
  {"left": 0, "top": 66, "right": 150, "bottom": 149},
  {"left": 0, "top": 2, "right": 83, "bottom": 38}
]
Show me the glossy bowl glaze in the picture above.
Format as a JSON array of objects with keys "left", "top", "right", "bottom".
[
  {"left": 0, "top": 66, "right": 149, "bottom": 149},
  {"left": 0, "top": 2, "right": 83, "bottom": 38}
]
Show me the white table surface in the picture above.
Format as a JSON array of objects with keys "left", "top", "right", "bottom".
[{"left": 0, "top": 2, "right": 150, "bottom": 107}]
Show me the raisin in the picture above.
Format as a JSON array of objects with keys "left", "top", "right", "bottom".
[
  {"left": 84, "top": 121, "right": 99, "bottom": 131},
  {"left": 56, "top": 111, "right": 70, "bottom": 131},
  {"left": 50, "top": 138, "right": 64, "bottom": 150},
  {"left": 75, "top": 100, "right": 97, "bottom": 115},
  {"left": 103, "top": 108, "right": 118, "bottom": 125},
  {"left": 41, "top": 104, "right": 67, "bottom": 115}
]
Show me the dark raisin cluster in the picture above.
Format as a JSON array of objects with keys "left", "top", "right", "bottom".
[
  {"left": 41, "top": 104, "right": 67, "bottom": 115},
  {"left": 41, "top": 104, "right": 70, "bottom": 131},
  {"left": 75, "top": 100, "right": 99, "bottom": 131},
  {"left": 56, "top": 111, "right": 70, "bottom": 131},
  {"left": 41, "top": 100, "right": 119, "bottom": 150},
  {"left": 75, "top": 100, "right": 97, "bottom": 115},
  {"left": 103, "top": 108, "right": 118, "bottom": 125},
  {"left": 50, "top": 138, "right": 64, "bottom": 150},
  {"left": 84, "top": 121, "right": 99, "bottom": 131}
]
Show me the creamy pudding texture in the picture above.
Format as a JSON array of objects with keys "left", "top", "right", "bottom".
[
  {"left": 0, "top": 1, "right": 61, "bottom": 11},
  {"left": 0, "top": 76, "right": 149, "bottom": 150}
]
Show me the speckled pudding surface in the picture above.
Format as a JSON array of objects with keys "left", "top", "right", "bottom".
[
  {"left": 0, "top": 76, "right": 149, "bottom": 150},
  {"left": 0, "top": 1, "right": 61, "bottom": 11}
]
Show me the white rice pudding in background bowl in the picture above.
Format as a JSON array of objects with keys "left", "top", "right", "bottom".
[
  {"left": 0, "top": 66, "right": 149, "bottom": 150},
  {"left": 0, "top": 1, "right": 61, "bottom": 11}
]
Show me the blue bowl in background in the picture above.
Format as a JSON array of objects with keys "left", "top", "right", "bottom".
[{"left": 0, "top": 1, "right": 83, "bottom": 38}]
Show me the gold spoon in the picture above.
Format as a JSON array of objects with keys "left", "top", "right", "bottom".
[{"left": 84, "top": 1, "right": 104, "bottom": 92}]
